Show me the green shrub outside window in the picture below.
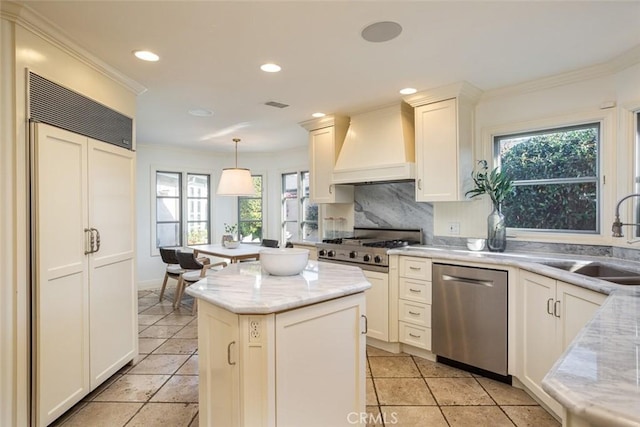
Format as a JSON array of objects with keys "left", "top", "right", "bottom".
[{"left": 495, "top": 123, "right": 600, "bottom": 233}]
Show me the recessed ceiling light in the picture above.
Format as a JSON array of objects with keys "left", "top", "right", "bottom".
[
  {"left": 399, "top": 88, "right": 417, "bottom": 95},
  {"left": 361, "top": 21, "right": 403, "bottom": 43},
  {"left": 312, "top": 112, "right": 326, "bottom": 118},
  {"left": 188, "top": 108, "right": 214, "bottom": 117},
  {"left": 133, "top": 50, "right": 159, "bottom": 62},
  {"left": 260, "top": 63, "right": 282, "bottom": 73}
]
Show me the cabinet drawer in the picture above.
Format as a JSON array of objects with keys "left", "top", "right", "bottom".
[
  {"left": 399, "top": 256, "right": 432, "bottom": 280},
  {"left": 399, "top": 322, "right": 431, "bottom": 350},
  {"left": 399, "top": 300, "right": 430, "bottom": 327},
  {"left": 399, "top": 278, "right": 431, "bottom": 303}
]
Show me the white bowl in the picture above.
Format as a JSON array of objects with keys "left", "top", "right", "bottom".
[
  {"left": 260, "top": 248, "right": 309, "bottom": 276},
  {"left": 466, "top": 238, "right": 486, "bottom": 251},
  {"left": 224, "top": 240, "right": 240, "bottom": 249}
]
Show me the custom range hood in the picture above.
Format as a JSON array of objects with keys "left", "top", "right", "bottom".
[{"left": 332, "top": 102, "right": 415, "bottom": 184}]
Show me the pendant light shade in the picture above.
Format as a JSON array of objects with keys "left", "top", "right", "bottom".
[{"left": 217, "top": 138, "right": 254, "bottom": 196}]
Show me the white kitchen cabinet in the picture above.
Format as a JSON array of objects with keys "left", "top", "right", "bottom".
[
  {"left": 518, "top": 270, "right": 605, "bottom": 416},
  {"left": 300, "top": 116, "right": 354, "bottom": 203},
  {"left": 33, "top": 124, "right": 136, "bottom": 427},
  {"left": 292, "top": 243, "right": 318, "bottom": 260},
  {"left": 198, "top": 292, "right": 366, "bottom": 427},
  {"left": 362, "top": 270, "right": 390, "bottom": 341},
  {"left": 405, "top": 82, "right": 482, "bottom": 202},
  {"left": 397, "top": 256, "right": 432, "bottom": 350}
]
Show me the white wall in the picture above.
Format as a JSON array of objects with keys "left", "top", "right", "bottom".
[
  {"left": 135, "top": 143, "right": 308, "bottom": 287},
  {"left": 433, "top": 61, "right": 640, "bottom": 247}
]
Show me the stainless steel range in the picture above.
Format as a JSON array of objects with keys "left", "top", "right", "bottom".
[{"left": 317, "top": 228, "right": 423, "bottom": 273}]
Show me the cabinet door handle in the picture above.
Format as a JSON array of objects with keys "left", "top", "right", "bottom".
[
  {"left": 227, "top": 341, "right": 236, "bottom": 365},
  {"left": 554, "top": 300, "right": 561, "bottom": 318},
  {"left": 408, "top": 311, "right": 420, "bottom": 316},
  {"left": 90, "top": 227, "right": 101, "bottom": 253},
  {"left": 409, "top": 288, "right": 421, "bottom": 293},
  {"left": 417, "top": 178, "right": 422, "bottom": 190},
  {"left": 409, "top": 333, "right": 421, "bottom": 338},
  {"left": 361, "top": 315, "right": 368, "bottom": 335},
  {"left": 409, "top": 266, "right": 421, "bottom": 271},
  {"left": 546, "top": 298, "right": 554, "bottom": 315},
  {"left": 84, "top": 228, "right": 93, "bottom": 254},
  {"left": 329, "top": 185, "right": 333, "bottom": 194}
]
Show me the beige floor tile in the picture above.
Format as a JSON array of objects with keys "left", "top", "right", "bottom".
[
  {"left": 140, "top": 305, "right": 176, "bottom": 315},
  {"left": 413, "top": 357, "right": 473, "bottom": 377},
  {"left": 81, "top": 374, "right": 122, "bottom": 401},
  {"left": 173, "top": 325, "right": 198, "bottom": 339},
  {"left": 138, "top": 325, "right": 184, "bottom": 338},
  {"left": 128, "top": 354, "right": 190, "bottom": 375},
  {"left": 137, "top": 324, "right": 148, "bottom": 333},
  {"left": 49, "top": 402, "right": 88, "bottom": 426},
  {"left": 126, "top": 402, "right": 198, "bottom": 427},
  {"left": 60, "top": 402, "right": 142, "bottom": 427},
  {"left": 382, "top": 406, "right": 448, "bottom": 427},
  {"left": 155, "top": 314, "right": 195, "bottom": 326},
  {"left": 189, "top": 412, "right": 199, "bottom": 427},
  {"left": 153, "top": 338, "right": 198, "bottom": 355},
  {"left": 477, "top": 377, "right": 538, "bottom": 405},
  {"left": 502, "top": 405, "right": 560, "bottom": 427},
  {"left": 151, "top": 375, "right": 199, "bottom": 403},
  {"left": 176, "top": 355, "right": 199, "bottom": 375},
  {"left": 138, "top": 338, "right": 167, "bottom": 354},
  {"left": 93, "top": 374, "right": 170, "bottom": 402},
  {"left": 138, "top": 290, "right": 154, "bottom": 298},
  {"left": 374, "top": 378, "right": 436, "bottom": 405},
  {"left": 364, "top": 405, "right": 383, "bottom": 426},
  {"left": 366, "top": 378, "right": 378, "bottom": 405},
  {"left": 427, "top": 377, "right": 494, "bottom": 406},
  {"left": 441, "top": 406, "right": 514, "bottom": 427},
  {"left": 138, "top": 314, "right": 167, "bottom": 326},
  {"left": 366, "top": 360, "right": 371, "bottom": 378},
  {"left": 188, "top": 317, "right": 198, "bottom": 326},
  {"left": 366, "top": 346, "right": 407, "bottom": 357},
  {"left": 368, "top": 356, "right": 420, "bottom": 377}
]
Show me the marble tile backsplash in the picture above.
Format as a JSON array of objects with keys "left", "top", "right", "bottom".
[
  {"left": 353, "top": 181, "right": 434, "bottom": 244},
  {"left": 353, "top": 181, "right": 640, "bottom": 260}
]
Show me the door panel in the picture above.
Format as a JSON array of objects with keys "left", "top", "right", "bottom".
[{"left": 34, "top": 124, "right": 90, "bottom": 427}]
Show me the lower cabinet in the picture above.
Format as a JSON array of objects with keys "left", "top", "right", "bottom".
[
  {"left": 198, "top": 292, "right": 367, "bottom": 427},
  {"left": 362, "top": 270, "right": 390, "bottom": 341},
  {"left": 398, "top": 256, "right": 432, "bottom": 350},
  {"left": 519, "top": 270, "right": 606, "bottom": 416}
]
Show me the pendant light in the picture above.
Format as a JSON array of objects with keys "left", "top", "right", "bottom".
[{"left": 216, "top": 138, "right": 254, "bottom": 196}]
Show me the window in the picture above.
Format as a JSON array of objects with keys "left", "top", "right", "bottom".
[
  {"left": 495, "top": 123, "right": 600, "bottom": 233},
  {"left": 155, "top": 170, "right": 211, "bottom": 249},
  {"left": 238, "top": 175, "right": 263, "bottom": 242},
  {"left": 282, "top": 171, "right": 318, "bottom": 243}
]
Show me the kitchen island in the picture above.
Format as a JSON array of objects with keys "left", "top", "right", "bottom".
[{"left": 185, "top": 260, "right": 371, "bottom": 427}]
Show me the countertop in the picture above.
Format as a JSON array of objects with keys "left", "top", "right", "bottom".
[
  {"left": 184, "top": 260, "right": 370, "bottom": 314},
  {"left": 390, "top": 245, "right": 640, "bottom": 427}
]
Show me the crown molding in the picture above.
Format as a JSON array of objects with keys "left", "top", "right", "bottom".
[
  {"left": 481, "top": 45, "right": 640, "bottom": 101},
  {"left": 1, "top": 1, "right": 146, "bottom": 95},
  {"left": 403, "top": 81, "right": 483, "bottom": 107},
  {"left": 298, "top": 115, "right": 350, "bottom": 132}
]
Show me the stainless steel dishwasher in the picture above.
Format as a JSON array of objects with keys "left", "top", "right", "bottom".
[{"left": 432, "top": 263, "right": 508, "bottom": 377}]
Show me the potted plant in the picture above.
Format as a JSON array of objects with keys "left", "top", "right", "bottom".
[
  {"left": 465, "top": 160, "right": 514, "bottom": 252},
  {"left": 222, "top": 223, "right": 239, "bottom": 247}
]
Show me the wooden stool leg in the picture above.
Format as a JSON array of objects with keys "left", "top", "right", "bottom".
[
  {"left": 173, "top": 277, "right": 184, "bottom": 309},
  {"left": 159, "top": 272, "right": 169, "bottom": 301}
]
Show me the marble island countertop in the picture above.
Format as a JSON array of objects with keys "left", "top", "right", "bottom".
[
  {"left": 184, "top": 260, "right": 370, "bottom": 314},
  {"left": 390, "top": 245, "right": 640, "bottom": 427}
]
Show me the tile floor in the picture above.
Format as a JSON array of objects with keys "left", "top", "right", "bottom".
[{"left": 51, "top": 288, "right": 560, "bottom": 426}]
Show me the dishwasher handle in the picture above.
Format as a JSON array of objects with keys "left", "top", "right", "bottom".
[{"left": 442, "top": 274, "right": 494, "bottom": 287}]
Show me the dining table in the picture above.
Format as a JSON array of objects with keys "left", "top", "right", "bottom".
[{"left": 189, "top": 243, "right": 262, "bottom": 263}]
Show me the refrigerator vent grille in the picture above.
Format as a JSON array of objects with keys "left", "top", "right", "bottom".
[{"left": 28, "top": 72, "right": 133, "bottom": 150}]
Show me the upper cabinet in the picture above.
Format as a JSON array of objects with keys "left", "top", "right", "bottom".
[
  {"left": 405, "top": 82, "right": 482, "bottom": 202},
  {"left": 300, "top": 115, "right": 354, "bottom": 203}
]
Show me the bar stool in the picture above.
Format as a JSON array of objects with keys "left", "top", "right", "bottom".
[
  {"left": 159, "top": 247, "right": 183, "bottom": 302},
  {"left": 175, "top": 251, "right": 227, "bottom": 314}
]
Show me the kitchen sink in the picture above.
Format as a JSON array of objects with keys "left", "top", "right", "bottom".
[{"left": 540, "top": 261, "right": 640, "bottom": 285}]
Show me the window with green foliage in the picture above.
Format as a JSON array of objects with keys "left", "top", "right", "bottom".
[
  {"left": 282, "top": 171, "right": 318, "bottom": 243},
  {"left": 495, "top": 123, "right": 600, "bottom": 233},
  {"left": 155, "top": 170, "right": 211, "bottom": 248},
  {"left": 237, "top": 175, "right": 263, "bottom": 242}
]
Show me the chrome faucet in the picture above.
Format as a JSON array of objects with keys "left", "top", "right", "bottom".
[{"left": 612, "top": 193, "right": 640, "bottom": 237}]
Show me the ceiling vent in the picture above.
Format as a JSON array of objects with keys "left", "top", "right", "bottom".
[{"left": 264, "top": 101, "right": 289, "bottom": 109}]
